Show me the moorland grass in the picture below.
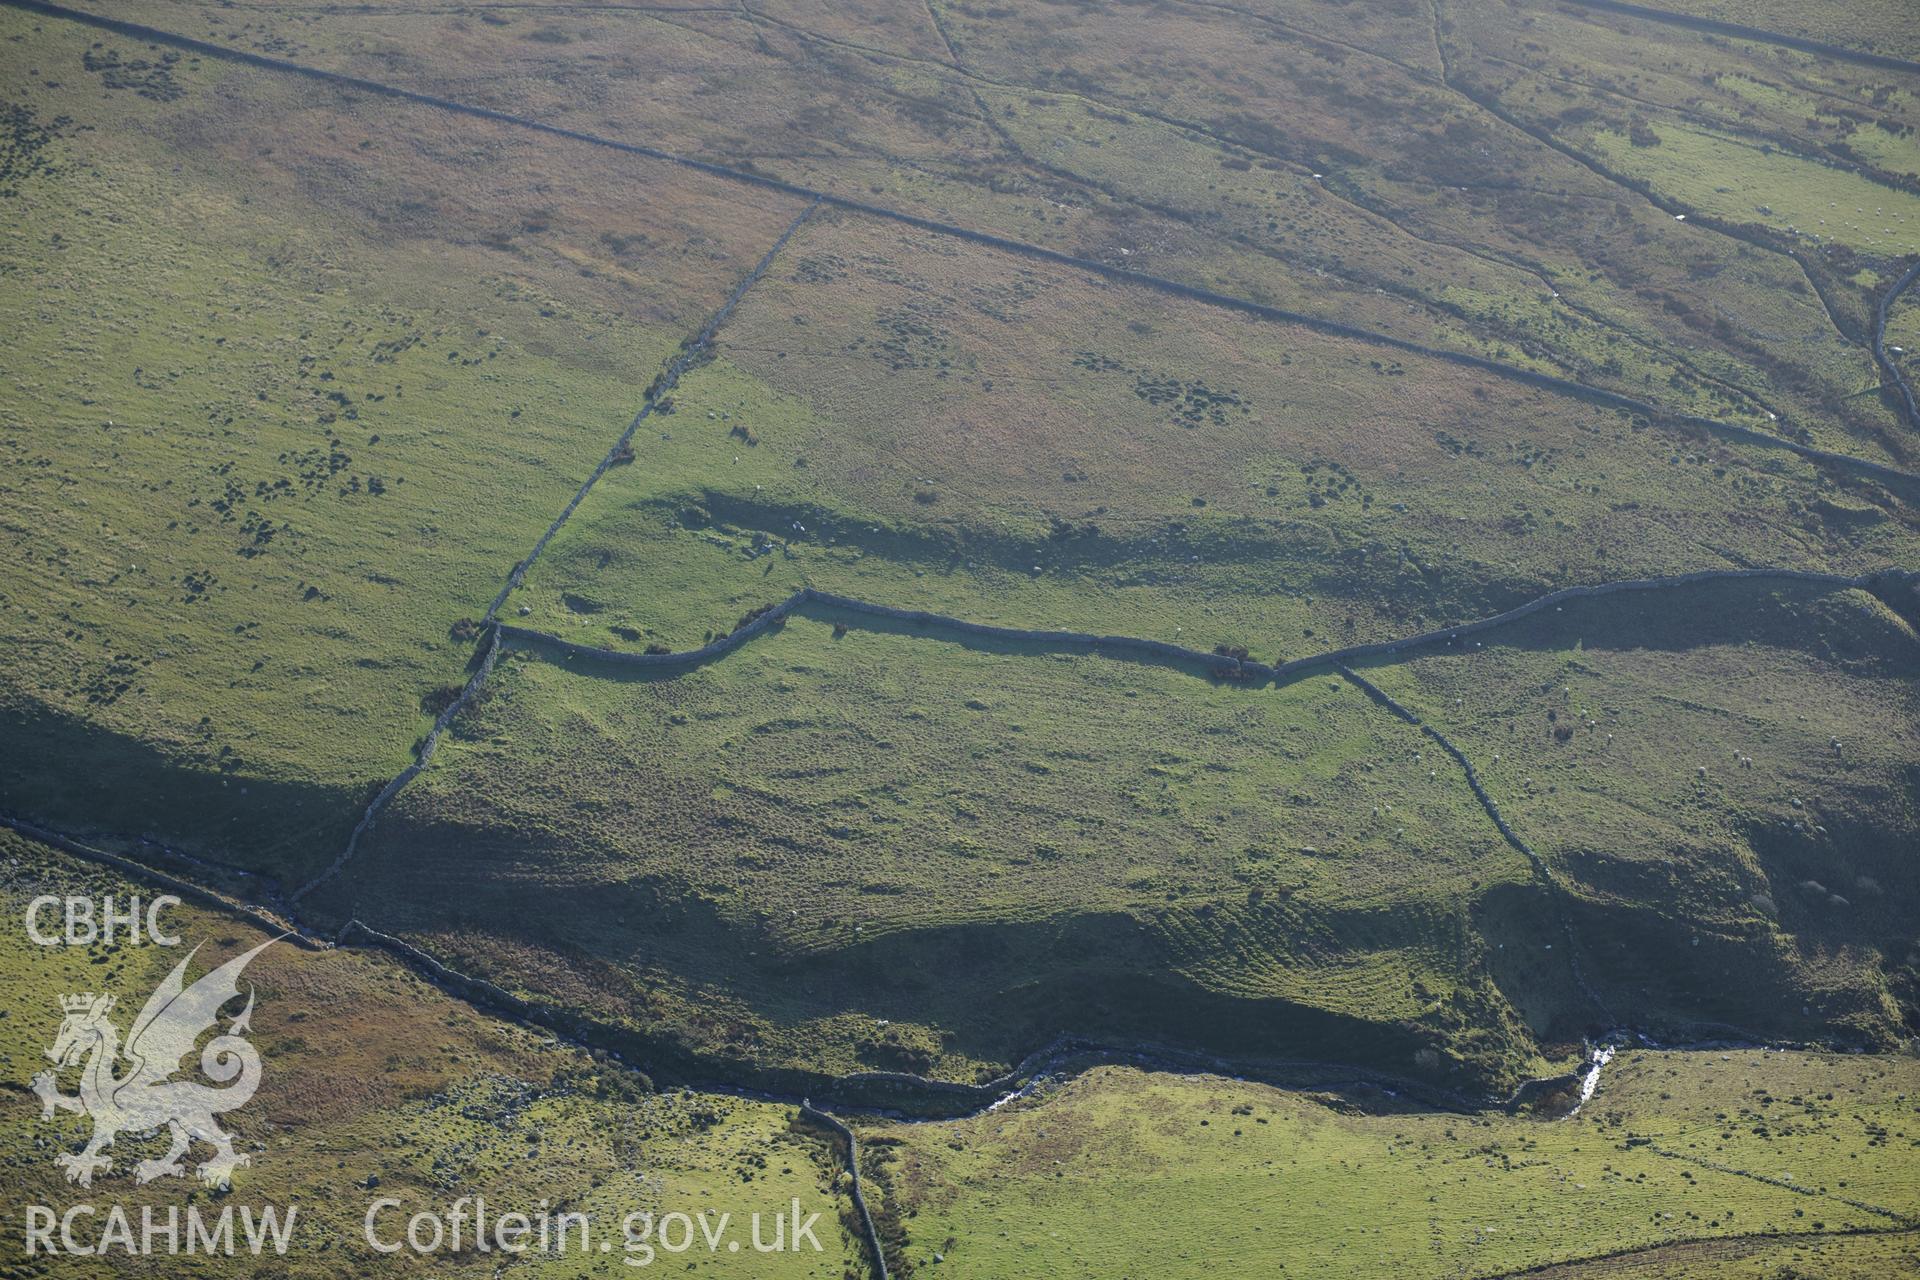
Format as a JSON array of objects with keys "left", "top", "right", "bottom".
[
  {"left": 310, "top": 611, "right": 1565, "bottom": 1093},
  {"left": 0, "top": 7, "right": 1913, "bottom": 1270},
  {"left": 42, "top": 0, "right": 1915, "bottom": 459},
  {"left": 939, "top": 0, "right": 1914, "bottom": 452},
  {"left": 0, "top": 12, "right": 806, "bottom": 875},
  {"left": 504, "top": 210, "right": 1916, "bottom": 659},
  {"left": 0, "top": 831, "right": 856, "bottom": 1278},
  {"left": 865, "top": 1056, "right": 1920, "bottom": 1278},
  {"left": 1358, "top": 577, "right": 1920, "bottom": 1047},
  {"left": 1593, "top": 0, "right": 1920, "bottom": 62}
]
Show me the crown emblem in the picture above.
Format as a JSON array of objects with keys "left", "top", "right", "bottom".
[{"left": 33, "top": 940, "right": 275, "bottom": 1190}]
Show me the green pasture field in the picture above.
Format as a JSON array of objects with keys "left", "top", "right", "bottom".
[
  {"left": 864, "top": 1057, "right": 1920, "bottom": 1278},
  {"left": 0, "top": 10, "right": 806, "bottom": 875},
  {"left": 1584, "top": 122, "right": 1920, "bottom": 260}
]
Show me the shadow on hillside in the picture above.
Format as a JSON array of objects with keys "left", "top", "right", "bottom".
[
  {"left": 0, "top": 695, "right": 367, "bottom": 886},
  {"left": 303, "top": 812, "right": 1549, "bottom": 1103},
  {"left": 505, "top": 602, "right": 1242, "bottom": 684},
  {"left": 505, "top": 574, "right": 1916, "bottom": 705},
  {"left": 1342, "top": 575, "right": 1915, "bottom": 675}
]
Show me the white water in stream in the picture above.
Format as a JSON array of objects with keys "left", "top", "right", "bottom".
[{"left": 1566, "top": 1042, "right": 1618, "bottom": 1117}]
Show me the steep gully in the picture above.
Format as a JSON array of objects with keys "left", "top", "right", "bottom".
[
  {"left": 8, "top": 2, "right": 1920, "bottom": 1262},
  {"left": 11, "top": 565, "right": 1918, "bottom": 1272},
  {"left": 9, "top": 811, "right": 1914, "bottom": 1268}
]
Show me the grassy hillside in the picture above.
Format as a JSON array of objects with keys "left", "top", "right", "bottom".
[
  {"left": 308, "top": 611, "right": 1559, "bottom": 1094},
  {"left": 43, "top": 0, "right": 1920, "bottom": 458},
  {"left": 1361, "top": 576, "right": 1920, "bottom": 1048},
  {"left": 505, "top": 209, "right": 1915, "bottom": 662},
  {"left": 0, "top": 9, "right": 806, "bottom": 874},
  {"left": 294, "top": 575, "right": 1919, "bottom": 1100},
  {"left": 0, "top": 830, "right": 857, "bottom": 1278},
  {"left": 0, "top": 2, "right": 1915, "bottom": 1274},
  {"left": 864, "top": 1058, "right": 1920, "bottom": 1278}
]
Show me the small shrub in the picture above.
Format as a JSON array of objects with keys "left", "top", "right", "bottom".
[
  {"left": 733, "top": 603, "right": 779, "bottom": 634},
  {"left": 419, "top": 684, "right": 464, "bottom": 717}
]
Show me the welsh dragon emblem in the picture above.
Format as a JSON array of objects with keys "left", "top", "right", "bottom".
[{"left": 31, "top": 939, "right": 277, "bottom": 1189}]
